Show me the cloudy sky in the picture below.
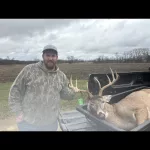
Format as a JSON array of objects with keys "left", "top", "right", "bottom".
[{"left": 0, "top": 19, "right": 150, "bottom": 60}]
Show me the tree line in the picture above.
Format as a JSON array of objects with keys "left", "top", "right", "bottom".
[
  {"left": 65, "top": 48, "right": 150, "bottom": 64},
  {"left": 1, "top": 48, "right": 150, "bottom": 65}
]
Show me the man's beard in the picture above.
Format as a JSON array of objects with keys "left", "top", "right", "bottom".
[{"left": 44, "top": 61, "right": 55, "bottom": 70}]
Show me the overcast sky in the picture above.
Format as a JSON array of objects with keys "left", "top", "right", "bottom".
[{"left": 0, "top": 19, "right": 150, "bottom": 60}]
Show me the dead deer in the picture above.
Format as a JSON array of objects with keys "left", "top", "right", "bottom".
[{"left": 69, "top": 68, "right": 150, "bottom": 131}]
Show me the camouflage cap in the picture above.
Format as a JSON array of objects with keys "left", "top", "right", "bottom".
[{"left": 42, "top": 45, "right": 58, "bottom": 55}]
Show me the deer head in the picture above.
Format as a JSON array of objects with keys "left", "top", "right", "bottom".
[
  {"left": 69, "top": 68, "right": 119, "bottom": 119},
  {"left": 90, "top": 68, "right": 119, "bottom": 118}
]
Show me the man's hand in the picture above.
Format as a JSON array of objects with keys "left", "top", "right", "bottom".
[{"left": 16, "top": 113, "right": 23, "bottom": 123}]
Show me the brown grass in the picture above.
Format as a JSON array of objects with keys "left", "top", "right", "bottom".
[{"left": 0, "top": 63, "right": 150, "bottom": 82}]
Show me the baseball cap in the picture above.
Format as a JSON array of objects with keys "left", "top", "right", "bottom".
[{"left": 42, "top": 44, "right": 58, "bottom": 55}]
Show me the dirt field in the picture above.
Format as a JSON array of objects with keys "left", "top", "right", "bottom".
[
  {"left": 0, "top": 63, "right": 150, "bottom": 82},
  {"left": 0, "top": 117, "right": 18, "bottom": 131}
]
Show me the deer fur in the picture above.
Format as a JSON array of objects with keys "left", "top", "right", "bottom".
[{"left": 87, "top": 89, "right": 150, "bottom": 130}]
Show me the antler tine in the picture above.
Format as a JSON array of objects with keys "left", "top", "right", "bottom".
[
  {"left": 106, "top": 74, "right": 111, "bottom": 83},
  {"left": 69, "top": 75, "right": 73, "bottom": 87},
  {"left": 94, "top": 77, "right": 101, "bottom": 89},
  {"left": 98, "top": 68, "right": 119, "bottom": 97},
  {"left": 110, "top": 67, "right": 115, "bottom": 80},
  {"left": 76, "top": 77, "right": 77, "bottom": 88},
  {"left": 115, "top": 70, "right": 119, "bottom": 80},
  {"left": 110, "top": 68, "right": 119, "bottom": 84}
]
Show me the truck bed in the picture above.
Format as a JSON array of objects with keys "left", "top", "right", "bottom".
[
  {"left": 58, "top": 110, "right": 98, "bottom": 131},
  {"left": 58, "top": 108, "right": 150, "bottom": 131}
]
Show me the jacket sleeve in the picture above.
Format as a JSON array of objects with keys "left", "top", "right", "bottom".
[
  {"left": 8, "top": 66, "right": 28, "bottom": 117},
  {"left": 60, "top": 73, "right": 76, "bottom": 100}
]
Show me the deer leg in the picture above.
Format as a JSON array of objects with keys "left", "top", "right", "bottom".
[
  {"left": 146, "top": 107, "right": 150, "bottom": 119},
  {"left": 132, "top": 113, "right": 137, "bottom": 122},
  {"left": 135, "top": 109, "right": 148, "bottom": 125}
]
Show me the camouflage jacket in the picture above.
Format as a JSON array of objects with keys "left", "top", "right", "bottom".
[{"left": 8, "top": 61, "right": 75, "bottom": 126}]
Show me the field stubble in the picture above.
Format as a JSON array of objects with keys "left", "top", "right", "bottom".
[{"left": 0, "top": 63, "right": 150, "bottom": 82}]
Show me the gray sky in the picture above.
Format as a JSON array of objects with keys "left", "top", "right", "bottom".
[{"left": 0, "top": 19, "right": 150, "bottom": 60}]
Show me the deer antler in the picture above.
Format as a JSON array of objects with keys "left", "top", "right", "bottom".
[
  {"left": 68, "top": 75, "right": 80, "bottom": 92},
  {"left": 68, "top": 75, "right": 93, "bottom": 98},
  {"left": 95, "top": 68, "right": 119, "bottom": 97}
]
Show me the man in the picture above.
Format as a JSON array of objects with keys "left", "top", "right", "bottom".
[{"left": 8, "top": 45, "right": 79, "bottom": 131}]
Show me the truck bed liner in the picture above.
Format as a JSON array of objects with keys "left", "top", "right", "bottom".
[{"left": 58, "top": 110, "right": 98, "bottom": 131}]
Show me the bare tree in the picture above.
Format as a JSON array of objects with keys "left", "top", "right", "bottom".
[{"left": 67, "top": 56, "right": 75, "bottom": 64}]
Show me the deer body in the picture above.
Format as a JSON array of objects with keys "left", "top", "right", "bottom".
[{"left": 99, "top": 90, "right": 150, "bottom": 130}]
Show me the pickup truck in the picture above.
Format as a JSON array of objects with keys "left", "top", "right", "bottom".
[{"left": 58, "top": 70, "right": 150, "bottom": 131}]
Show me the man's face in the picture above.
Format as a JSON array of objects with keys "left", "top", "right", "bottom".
[{"left": 42, "top": 52, "right": 58, "bottom": 70}]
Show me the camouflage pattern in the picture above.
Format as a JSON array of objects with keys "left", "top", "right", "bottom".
[{"left": 8, "top": 61, "right": 75, "bottom": 126}]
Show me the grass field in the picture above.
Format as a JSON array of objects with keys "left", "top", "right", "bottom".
[
  {"left": 0, "top": 82, "right": 13, "bottom": 119},
  {"left": 0, "top": 62, "right": 150, "bottom": 120}
]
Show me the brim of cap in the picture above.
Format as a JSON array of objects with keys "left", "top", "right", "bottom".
[{"left": 43, "top": 49, "right": 57, "bottom": 53}]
